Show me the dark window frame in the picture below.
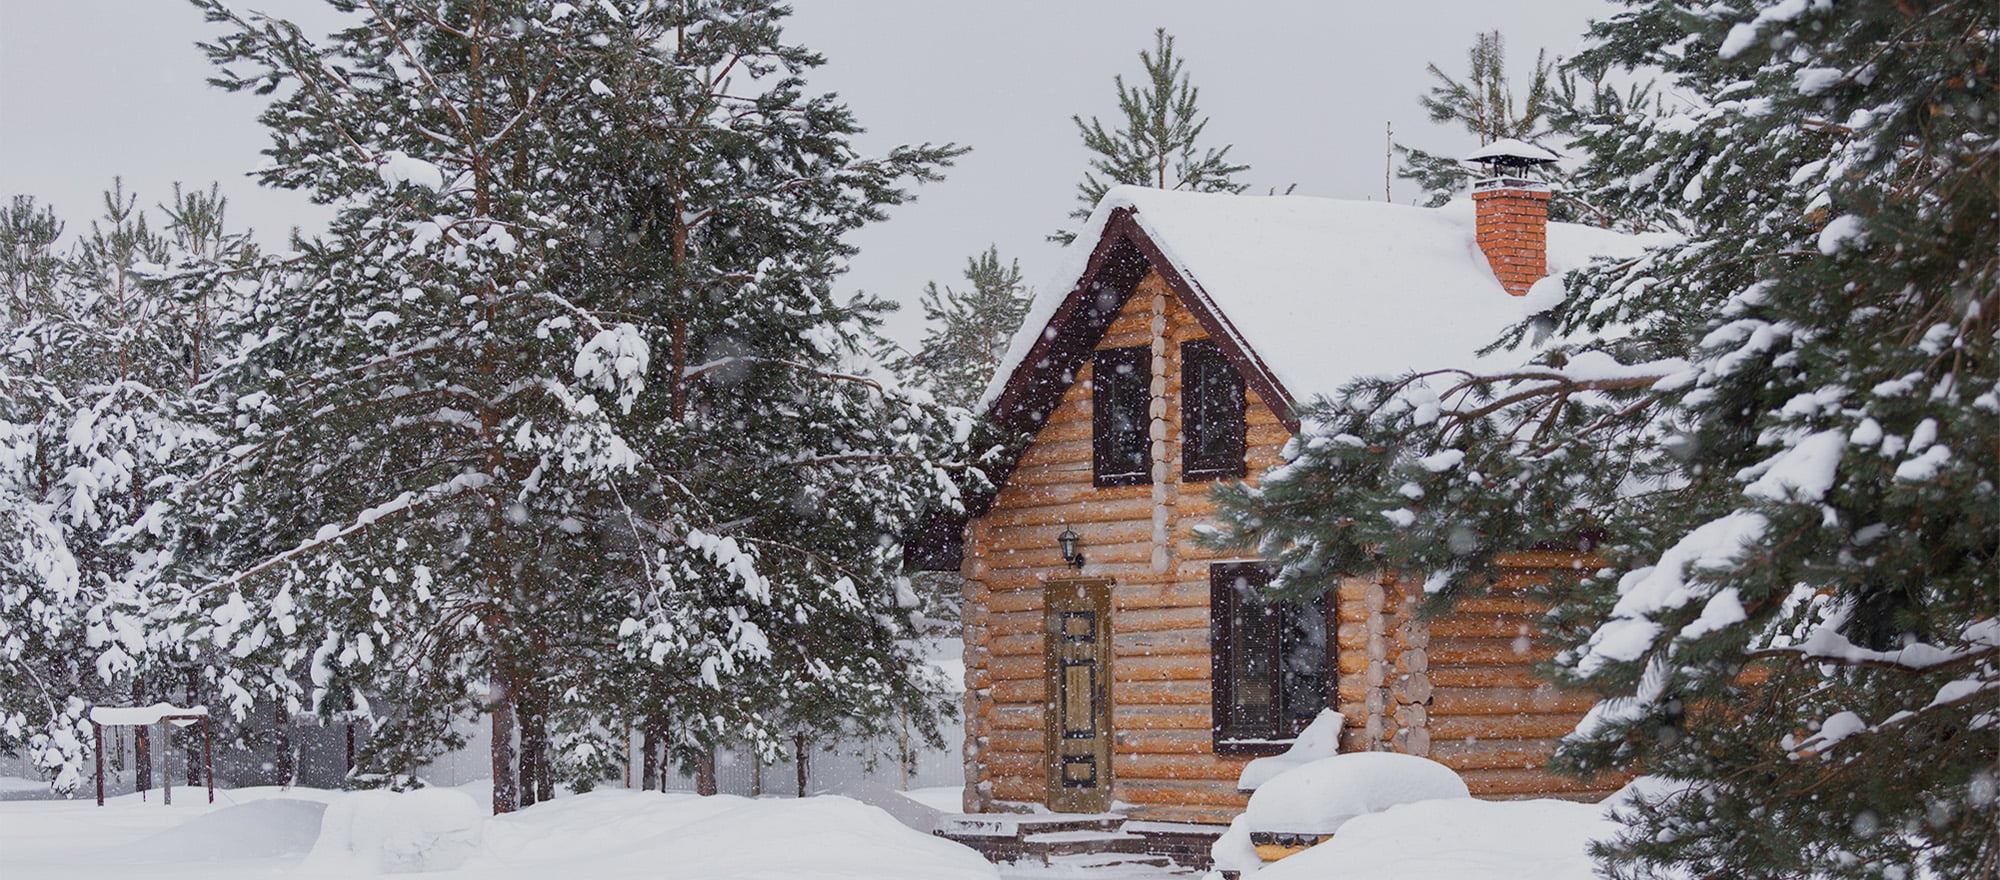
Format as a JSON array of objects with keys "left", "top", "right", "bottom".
[
  {"left": 1180, "top": 339, "right": 1247, "bottom": 481},
  {"left": 1210, "top": 563, "right": 1334, "bottom": 754},
  {"left": 1091, "top": 346, "right": 1152, "bottom": 487}
]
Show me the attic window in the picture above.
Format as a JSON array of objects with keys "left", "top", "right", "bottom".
[
  {"left": 1181, "top": 339, "right": 1246, "bottom": 481},
  {"left": 1211, "top": 563, "right": 1331, "bottom": 753},
  {"left": 1092, "top": 346, "right": 1151, "bottom": 486}
]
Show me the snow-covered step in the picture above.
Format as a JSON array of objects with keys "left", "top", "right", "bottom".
[
  {"left": 936, "top": 811, "right": 1127, "bottom": 839},
  {"left": 1020, "top": 829, "right": 1148, "bottom": 856},
  {"left": 1046, "top": 850, "right": 1177, "bottom": 870}
]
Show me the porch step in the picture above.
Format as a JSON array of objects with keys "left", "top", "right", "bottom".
[
  {"left": 1047, "top": 850, "right": 1177, "bottom": 870},
  {"left": 1020, "top": 829, "right": 1148, "bottom": 857},
  {"left": 937, "top": 812, "right": 1219, "bottom": 868},
  {"left": 936, "top": 812, "right": 1126, "bottom": 839}
]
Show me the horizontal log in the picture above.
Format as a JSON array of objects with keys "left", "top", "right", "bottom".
[
  {"left": 989, "top": 706, "right": 1044, "bottom": 730},
  {"left": 1115, "top": 779, "right": 1251, "bottom": 808},
  {"left": 1116, "top": 753, "right": 1248, "bottom": 781},
  {"left": 1114, "top": 627, "right": 1212, "bottom": 656},
  {"left": 988, "top": 775, "right": 1042, "bottom": 803},
  {"left": 1113, "top": 580, "right": 1211, "bottom": 610},
  {"left": 982, "top": 580, "right": 1048, "bottom": 602},
  {"left": 1431, "top": 686, "right": 1597, "bottom": 716},
  {"left": 1101, "top": 314, "right": 1152, "bottom": 345},
  {"left": 1451, "top": 595, "right": 1552, "bottom": 615},
  {"left": 985, "top": 515, "right": 1156, "bottom": 552},
  {"left": 1010, "top": 439, "right": 1092, "bottom": 474},
  {"left": 987, "top": 655, "right": 1044, "bottom": 684},
  {"left": 1114, "top": 654, "right": 1212, "bottom": 682},
  {"left": 1337, "top": 651, "right": 1370, "bottom": 676},
  {"left": 1428, "top": 665, "right": 1548, "bottom": 689},
  {"left": 989, "top": 632, "right": 1044, "bottom": 656},
  {"left": 985, "top": 609, "right": 1044, "bottom": 638},
  {"left": 1114, "top": 704, "right": 1212, "bottom": 730},
  {"left": 1428, "top": 737, "right": 1558, "bottom": 771},
  {"left": 1458, "top": 767, "right": 1619, "bottom": 798},
  {"left": 983, "top": 729, "right": 1044, "bottom": 754},
  {"left": 976, "top": 496, "right": 1152, "bottom": 528},
  {"left": 1428, "top": 636, "right": 1554, "bottom": 666},
  {"left": 988, "top": 751, "right": 1043, "bottom": 779},
  {"left": 1112, "top": 728, "right": 1219, "bottom": 755},
  {"left": 1492, "top": 550, "right": 1603, "bottom": 570},
  {"left": 1432, "top": 713, "right": 1582, "bottom": 740},
  {"left": 1427, "top": 614, "right": 1543, "bottom": 640},
  {"left": 989, "top": 679, "right": 1045, "bottom": 705},
  {"left": 1115, "top": 606, "right": 1212, "bottom": 632},
  {"left": 1115, "top": 680, "right": 1213, "bottom": 706}
]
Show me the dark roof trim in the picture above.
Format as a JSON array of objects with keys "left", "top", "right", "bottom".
[
  {"left": 971, "top": 206, "right": 1301, "bottom": 517},
  {"left": 987, "top": 206, "right": 1300, "bottom": 437},
  {"left": 1109, "top": 209, "right": 1298, "bottom": 437}
]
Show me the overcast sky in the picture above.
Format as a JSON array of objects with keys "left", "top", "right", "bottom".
[{"left": 0, "top": 0, "right": 1611, "bottom": 349}]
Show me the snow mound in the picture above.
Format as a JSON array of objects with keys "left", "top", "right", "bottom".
[
  {"left": 1236, "top": 710, "right": 1344, "bottom": 791},
  {"left": 129, "top": 798, "right": 327, "bottom": 860},
  {"left": 1254, "top": 797, "right": 1617, "bottom": 880},
  {"left": 477, "top": 790, "right": 997, "bottom": 880},
  {"left": 1243, "top": 751, "right": 1469, "bottom": 835},
  {"left": 301, "top": 787, "right": 484, "bottom": 874},
  {"left": 1215, "top": 752, "right": 1472, "bottom": 876}
]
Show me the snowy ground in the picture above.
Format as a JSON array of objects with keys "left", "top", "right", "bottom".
[{"left": 0, "top": 777, "right": 1622, "bottom": 879}]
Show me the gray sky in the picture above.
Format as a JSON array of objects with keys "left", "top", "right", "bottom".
[{"left": 0, "top": 0, "right": 1611, "bottom": 350}]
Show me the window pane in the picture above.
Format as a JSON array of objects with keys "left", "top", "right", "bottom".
[
  {"left": 1093, "top": 347, "right": 1151, "bottom": 484},
  {"left": 1279, "top": 599, "right": 1329, "bottom": 726},
  {"left": 1226, "top": 575, "right": 1276, "bottom": 729},
  {"left": 1182, "top": 340, "right": 1244, "bottom": 479}
]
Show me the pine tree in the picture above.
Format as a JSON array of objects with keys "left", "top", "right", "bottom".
[
  {"left": 185, "top": 0, "right": 970, "bottom": 813},
  {"left": 1394, "top": 31, "right": 1554, "bottom": 207},
  {"left": 1055, "top": 28, "right": 1249, "bottom": 244},
  {"left": 0, "top": 185, "right": 256, "bottom": 791},
  {"left": 1214, "top": 1, "right": 1997, "bottom": 877},
  {"left": 891, "top": 245, "right": 1032, "bottom": 410}
]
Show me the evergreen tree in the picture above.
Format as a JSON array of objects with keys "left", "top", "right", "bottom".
[
  {"left": 1056, "top": 28, "right": 1249, "bottom": 244},
  {"left": 0, "top": 185, "right": 257, "bottom": 791},
  {"left": 1394, "top": 31, "right": 1554, "bottom": 207},
  {"left": 185, "top": 0, "right": 970, "bottom": 813},
  {"left": 1215, "top": 1, "right": 1997, "bottom": 878},
  {"left": 891, "top": 245, "right": 1031, "bottom": 410}
]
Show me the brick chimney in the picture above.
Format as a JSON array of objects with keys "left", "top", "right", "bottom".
[
  {"left": 1463, "top": 139, "right": 1559, "bottom": 296},
  {"left": 1472, "top": 178, "right": 1551, "bottom": 297}
]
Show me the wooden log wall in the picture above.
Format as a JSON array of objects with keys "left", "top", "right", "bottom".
[
  {"left": 961, "top": 268, "right": 1621, "bottom": 825},
  {"left": 962, "top": 271, "right": 1288, "bottom": 824}
]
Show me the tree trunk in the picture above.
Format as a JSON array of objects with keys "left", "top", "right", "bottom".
[
  {"left": 135, "top": 725, "right": 152, "bottom": 793},
  {"left": 274, "top": 702, "right": 295, "bottom": 786},
  {"left": 794, "top": 731, "right": 809, "bottom": 798},
  {"left": 696, "top": 750, "right": 717, "bottom": 796},
  {"left": 641, "top": 715, "right": 665, "bottom": 791},
  {"left": 490, "top": 677, "right": 518, "bottom": 814}
]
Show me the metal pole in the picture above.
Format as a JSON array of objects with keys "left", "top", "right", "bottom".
[
  {"left": 93, "top": 721, "right": 104, "bottom": 807},
  {"left": 204, "top": 717, "right": 214, "bottom": 804},
  {"left": 161, "top": 721, "right": 172, "bottom": 807}
]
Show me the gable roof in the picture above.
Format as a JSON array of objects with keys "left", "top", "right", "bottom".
[{"left": 979, "top": 186, "right": 1649, "bottom": 438}]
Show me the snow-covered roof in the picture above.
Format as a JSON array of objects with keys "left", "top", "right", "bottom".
[
  {"left": 980, "top": 186, "right": 1650, "bottom": 423},
  {"left": 1464, "top": 138, "right": 1561, "bottom": 164}
]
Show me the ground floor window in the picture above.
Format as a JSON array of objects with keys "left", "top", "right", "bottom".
[{"left": 1210, "top": 563, "right": 1330, "bottom": 753}]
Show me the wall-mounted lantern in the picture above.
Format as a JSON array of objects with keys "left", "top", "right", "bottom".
[{"left": 1057, "top": 528, "right": 1085, "bottom": 569}]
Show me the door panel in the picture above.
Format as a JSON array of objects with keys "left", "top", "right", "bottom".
[{"left": 1044, "top": 580, "right": 1113, "bottom": 813}]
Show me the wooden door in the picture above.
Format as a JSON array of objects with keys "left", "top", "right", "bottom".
[{"left": 1044, "top": 579, "right": 1113, "bottom": 813}]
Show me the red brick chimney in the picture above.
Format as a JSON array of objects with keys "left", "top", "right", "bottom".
[{"left": 1472, "top": 179, "right": 1551, "bottom": 297}]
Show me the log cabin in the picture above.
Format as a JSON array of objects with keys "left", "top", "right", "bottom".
[{"left": 946, "top": 168, "right": 1654, "bottom": 835}]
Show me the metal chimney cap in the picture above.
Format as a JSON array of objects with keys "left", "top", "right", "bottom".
[{"left": 1463, "top": 138, "right": 1561, "bottom": 168}]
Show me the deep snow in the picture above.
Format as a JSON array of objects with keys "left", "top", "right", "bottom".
[{"left": 0, "top": 778, "right": 1633, "bottom": 879}]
